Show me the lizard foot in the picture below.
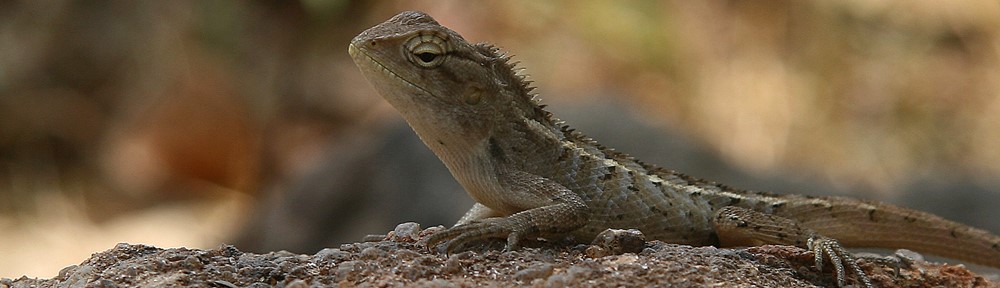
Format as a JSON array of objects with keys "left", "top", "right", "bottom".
[
  {"left": 808, "top": 236, "right": 873, "bottom": 288},
  {"left": 425, "top": 218, "right": 528, "bottom": 254}
]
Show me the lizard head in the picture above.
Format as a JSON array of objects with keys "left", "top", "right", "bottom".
[{"left": 349, "top": 11, "right": 549, "bottom": 154}]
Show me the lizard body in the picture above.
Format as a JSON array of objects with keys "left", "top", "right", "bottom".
[{"left": 349, "top": 11, "right": 1000, "bottom": 287}]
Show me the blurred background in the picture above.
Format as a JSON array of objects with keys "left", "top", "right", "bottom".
[{"left": 2, "top": 0, "right": 1000, "bottom": 278}]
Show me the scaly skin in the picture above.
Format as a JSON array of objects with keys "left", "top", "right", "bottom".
[{"left": 349, "top": 11, "right": 1000, "bottom": 288}]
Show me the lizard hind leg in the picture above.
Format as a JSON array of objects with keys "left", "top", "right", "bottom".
[{"left": 712, "top": 206, "right": 873, "bottom": 288}]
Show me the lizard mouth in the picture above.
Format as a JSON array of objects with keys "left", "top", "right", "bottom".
[{"left": 349, "top": 43, "right": 436, "bottom": 98}]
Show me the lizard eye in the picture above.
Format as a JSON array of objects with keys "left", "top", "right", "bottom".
[
  {"left": 405, "top": 34, "right": 447, "bottom": 68},
  {"left": 410, "top": 42, "right": 444, "bottom": 67},
  {"left": 416, "top": 52, "right": 438, "bottom": 63}
]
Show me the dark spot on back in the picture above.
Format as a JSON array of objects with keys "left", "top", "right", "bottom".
[
  {"left": 601, "top": 172, "right": 614, "bottom": 181},
  {"left": 488, "top": 137, "right": 505, "bottom": 161}
]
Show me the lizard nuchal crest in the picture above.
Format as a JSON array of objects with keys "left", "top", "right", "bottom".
[{"left": 350, "top": 11, "right": 1000, "bottom": 288}]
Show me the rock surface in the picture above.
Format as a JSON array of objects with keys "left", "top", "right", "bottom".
[{"left": 3, "top": 223, "right": 996, "bottom": 288}]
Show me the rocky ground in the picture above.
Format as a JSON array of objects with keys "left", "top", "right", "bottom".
[{"left": 3, "top": 223, "right": 996, "bottom": 288}]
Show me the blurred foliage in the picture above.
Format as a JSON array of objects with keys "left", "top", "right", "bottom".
[
  {"left": 454, "top": 1, "right": 1000, "bottom": 193},
  {"left": 1, "top": 0, "right": 999, "bottom": 278}
]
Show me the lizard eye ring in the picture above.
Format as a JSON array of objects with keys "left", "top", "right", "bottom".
[{"left": 405, "top": 34, "right": 447, "bottom": 68}]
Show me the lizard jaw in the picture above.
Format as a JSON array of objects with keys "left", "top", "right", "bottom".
[{"left": 349, "top": 42, "right": 435, "bottom": 100}]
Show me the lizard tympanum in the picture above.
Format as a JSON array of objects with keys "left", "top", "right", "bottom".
[{"left": 349, "top": 11, "right": 1000, "bottom": 287}]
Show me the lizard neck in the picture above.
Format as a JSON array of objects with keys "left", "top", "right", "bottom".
[{"left": 403, "top": 115, "right": 518, "bottom": 213}]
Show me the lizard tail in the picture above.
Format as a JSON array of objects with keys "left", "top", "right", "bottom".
[{"left": 783, "top": 196, "right": 1000, "bottom": 268}]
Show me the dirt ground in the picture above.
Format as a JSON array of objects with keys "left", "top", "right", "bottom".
[{"left": 2, "top": 223, "right": 996, "bottom": 288}]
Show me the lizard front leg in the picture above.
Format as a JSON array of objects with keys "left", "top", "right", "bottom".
[
  {"left": 713, "top": 206, "right": 873, "bottom": 288},
  {"left": 426, "top": 169, "right": 589, "bottom": 253}
]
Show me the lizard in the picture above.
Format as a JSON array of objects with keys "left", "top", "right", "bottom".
[{"left": 348, "top": 11, "right": 1000, "bottom": 287}]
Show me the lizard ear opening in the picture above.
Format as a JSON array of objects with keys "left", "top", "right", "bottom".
[
  {"left": 405, "top": 34, "right": 447, "bottom": 68},
  {"left": 465, "top": 86, "right": 483, "bottom": 105}
]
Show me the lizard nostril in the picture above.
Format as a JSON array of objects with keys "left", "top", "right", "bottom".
[{"left": 370, "top": 40, "right": 377, "bottom": 47}]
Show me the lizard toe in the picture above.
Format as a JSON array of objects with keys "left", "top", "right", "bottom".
[
  {"left": 808, "top": 237, "right": 872, "bottom": 288},
  {"left": 426, "top": 219, "right": 521, "bottom": 254}
]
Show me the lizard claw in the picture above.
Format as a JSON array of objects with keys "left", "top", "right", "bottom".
[
  {"left": 425, "top": 218, "right": 524, "bottom": 254},
  {"left": 808, "top": 237, "right": 873, "bottom": 288}
]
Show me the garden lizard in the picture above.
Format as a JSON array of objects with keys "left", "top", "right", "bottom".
[{"left": 349, "top": 11, "right": 1000, "bottom": 287}]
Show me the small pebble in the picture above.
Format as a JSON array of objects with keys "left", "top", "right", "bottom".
[
  {"left": 285, "top": 279, "right": 308, "bottom": 288},
  {"left": 394, "top": 248, "right": 422, "bottom": 260},
  {"left": 359, "top": 247, "right": 387, "bottom": 260},
  {"left": 391, "top": 222, "right": 422, "bottom": 241},
  {"left": 442, "top": 254, "right": 464, "bottom": 274},
  {"left": 336, "top": 260, "right": 365, "bottom": 280},
  {"left": 894, "top": 249, "right": 924, "bottom": 263},
  {"left": 314, "top": 248, "right": 351, "bottom": 261},
  {"left": 590, "top": 228, "right": 646, "bottom": 256},
  {"left": 514, "top": 263, "right": 554, "bottom": 282},
  {"left": 361, "top": 234, "right": 386, "bottom": 242}
]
